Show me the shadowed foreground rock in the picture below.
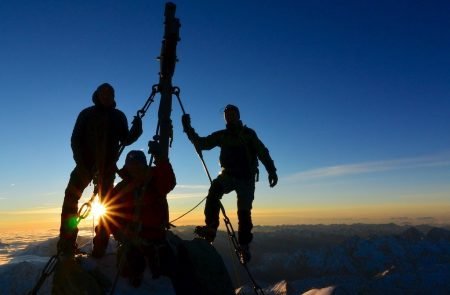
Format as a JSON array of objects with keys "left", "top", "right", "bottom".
[
  {"left": 170, "top": 234, "right": 235, "bottom": 295},
  {"left": 51, "top": 232, "right": 234, "bottom": 295}
]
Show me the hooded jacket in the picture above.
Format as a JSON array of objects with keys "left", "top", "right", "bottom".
[{"left": 71, "top": 96, "right": 140, "bottom": 171}]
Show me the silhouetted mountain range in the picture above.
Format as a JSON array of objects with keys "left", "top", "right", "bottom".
[{"left": 1, "top": 223, "right": 450, "bottom": 294}]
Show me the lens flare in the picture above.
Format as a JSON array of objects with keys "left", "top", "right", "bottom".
[{"left": 91, "top": 198, "right": 106, "bottom": 218}]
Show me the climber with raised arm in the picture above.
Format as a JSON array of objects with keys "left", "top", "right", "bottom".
[
  {"left": 181, "top": 104, "right": 278, "bottom": 263},
  {"left": 103, "top": 142, "right": 176, "bottom": 286}
]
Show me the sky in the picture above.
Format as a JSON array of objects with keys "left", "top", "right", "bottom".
[{"left": 0, "top": 0, "right": 449, "bottom": 231}]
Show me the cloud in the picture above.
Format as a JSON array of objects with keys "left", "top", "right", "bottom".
[
  {"left": 416, "top": 216, "right": 435, "bottom": 221},
  {"left": 285, "top": 152, "right": 450, "bottom": 182},
  {"left": 390, "top": 217, "right": 410, "bottom": 221},
  {"left": 175, "top": 184, "right": 209, "bottom": 190},
  {"left": 38, "top": 192, "right": 59, "bottom": 197},
  {"left": 1, "top": 207, "right": 61, "bottom": 215},
  {"left": 169, "top": 184, "right": 208, "bottom": 200},
  {"left": 168, "top": 193, "right": 205, "bottom": 200}
]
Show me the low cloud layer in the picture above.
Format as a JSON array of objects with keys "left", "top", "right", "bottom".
[{"left": 285, "top": 151, "right": 450, "bottom": 182}]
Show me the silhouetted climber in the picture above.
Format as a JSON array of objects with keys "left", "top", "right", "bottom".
[
  {"left": 58, "top": 83, "right": 142, "bottom": 256},
  {"left": 101, "top": 146, "right": 176, "bottom": 286},
  {"left": 182, "top": 104, "right": 278, "bottom": 263}
]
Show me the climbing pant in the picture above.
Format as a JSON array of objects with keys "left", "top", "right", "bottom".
[
  {"left": 204, "top": 173, "right": 255, "bottom": 244},
  {"left": 237, "top": 209, "right": 253, "bottom": 245},
  {"left": 92, "top": 219, "right": 110, "bottom": 257},
  {"left": 59, "top": 164, "right": 115, "bottom": 249}
]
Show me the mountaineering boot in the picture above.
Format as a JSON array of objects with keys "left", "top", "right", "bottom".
[
  {"left": 92, "top": 224, "right": 109, "bottom": 258},
  {"left": 239, "top": 244, "right": 251, "bottom": 264},
  {"left": 194, "top": 225, "right": 217, "bottom": 243},
  {"left": 59, "top": 212, "right": 80, "bottom": 256}
]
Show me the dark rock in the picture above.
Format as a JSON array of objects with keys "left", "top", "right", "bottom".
[
  {"left": 426, "top": 227, "right": 450, "bottom": 242},
  {"left": 169, "top": 233, "right": 234, "bottom": 295},
  {"left": 397, "top": 227, "right": 424, "bottom": 242}
]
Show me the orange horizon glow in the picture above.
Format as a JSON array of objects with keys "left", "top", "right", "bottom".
[{"left": 1, "top": 202, "right": 449, "bottom": 233}]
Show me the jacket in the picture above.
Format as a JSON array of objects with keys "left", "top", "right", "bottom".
[
  {"left": 188, "top": 120, "right": 276, "bottom": 180},
  {"left": 71, "top": 100, "right": 141, "bottom": 171},
  {"left": 107, "top": 160, "right": 176, "bottom": 241}
]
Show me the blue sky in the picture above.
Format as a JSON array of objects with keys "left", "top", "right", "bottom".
[{"left": 0, "top": 1, "right": 449, "bottom": 229}]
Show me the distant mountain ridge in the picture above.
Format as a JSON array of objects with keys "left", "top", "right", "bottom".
[
  {"left": 233, "top": 224, "right": 450, "bottom": 294},
  {"left": 1, "top": 224, "right": 450, "bottom": 294}
]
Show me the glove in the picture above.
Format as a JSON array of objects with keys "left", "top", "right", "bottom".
[
  {"left": 131, "top": 115, "right": 143, "bottom": 131},
  {"left": 181, "top": 114, "right": 192, "bottom": 132},
  {"left": 129, "top": 116, "right": 143, "bottom": 138},
  {"left": 148, "top": 140, "right": 162, "bottom": 157},
  {"left": 268, "top": 171, "right": 278, "bottom": 188}
]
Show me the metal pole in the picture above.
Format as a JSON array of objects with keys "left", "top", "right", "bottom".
[{"left": 157, "top": 2, "right": 180, "bottom": 159}]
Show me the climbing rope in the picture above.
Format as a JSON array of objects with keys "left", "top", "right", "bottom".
[
  {"left": 169, "top": 196, "right": 207, "bottom": 224},
  {"left": 174, "top": 87, "right": 265, "bottom": 295},
  {"left": 221, "top": 204, "right": 265, "bottom": 295},
  {"left": 28, "top": 253, "right": 59, "bottom": 295},
  {"left": 167, "top": 87, "right": 211, "bottom": 224},
  {"left": 173, "top": 87, "right": 214, "bottom": 183},
  {"left": 226, "top": 229, "right": 243, "bottom": 289},
  {"left": 28, "top": 184, "right": 99, "bottom": 295}
]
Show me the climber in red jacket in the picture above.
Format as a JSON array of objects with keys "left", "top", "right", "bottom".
[{"left": 94, "top": 142, "right": 176, "bottom": 286}]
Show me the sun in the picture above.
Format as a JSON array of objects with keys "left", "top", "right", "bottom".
[{"left": 91, "top": 197, "right": 107, "bottom": 218}]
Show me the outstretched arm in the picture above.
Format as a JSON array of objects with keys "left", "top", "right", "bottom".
[
  {"left": 123, "top": 115, "right": 143, "bottom": 146},
  {"left": 181, "top": 114, "right": 221, "bottom": 150},
  {"left": 250, "top": 131, "right": 278, "bottom": 187}
]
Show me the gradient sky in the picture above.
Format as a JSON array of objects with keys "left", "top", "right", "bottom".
[{"left": 0, "top": 1, "right": 449, "bottom": 230}]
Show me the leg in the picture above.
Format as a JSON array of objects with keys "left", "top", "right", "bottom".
[
  {"left": 204, "top": 177, "right": 225, "bottom": 230},
  {"left": 205, "top": 174, "right": 237, "bottom": 229},
  {"left": 59, "top": 165, "right": 93, "bottom": 254},
  {"left": 123, "top": 245, "right": 146, "bottom": 287},
  {"left": 235, "top": 180, "right": 255, "bottom": 263},
  {"left": 92, "top": 218, "right": 109, "bottom": 258},
  {"left": 144, "top": 239, "right": 175, "bottom": 278},
  {"left": 97, "top": 165, "right": 116, "bottom": 202},
  {"left": 92, "top": 166, "right": 116, "bottom": 257},
  {"left": 236, "top": 180, "right": 255, "bottom": 245},
  {"left": 196, "top": 174, "right": 234, "bottom": 242}
]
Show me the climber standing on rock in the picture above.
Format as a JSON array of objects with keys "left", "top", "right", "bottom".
[{"left": 181, "top": 104, "right": 278, "bottom": 263}]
